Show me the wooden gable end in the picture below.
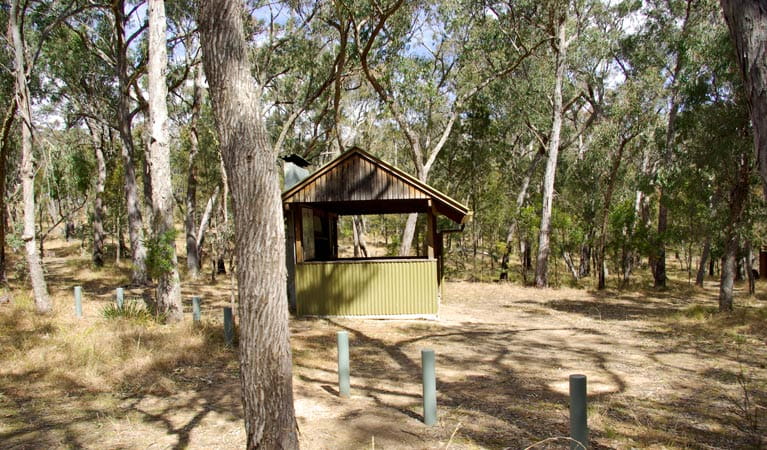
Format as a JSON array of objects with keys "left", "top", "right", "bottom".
[{"left": 284, "top": 152, "right": 428, "bottom": 204}]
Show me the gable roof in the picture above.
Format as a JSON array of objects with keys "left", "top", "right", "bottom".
[{"left": 282, "top": 148, "right": 471, "bottom": 224}]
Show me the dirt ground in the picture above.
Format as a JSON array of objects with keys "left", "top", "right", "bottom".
[{"left": 1, "top": 239, "right": 766, "bottom": 449}]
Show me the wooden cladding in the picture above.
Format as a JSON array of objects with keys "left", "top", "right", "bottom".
[{"left": 285, "top": 152, "right": 428, "bottom": 204}]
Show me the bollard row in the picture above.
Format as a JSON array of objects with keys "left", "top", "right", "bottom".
[
  {"left": 72, "top": 288, "right": 235, "bottom": 345},
  {"left": 334, "top": 331, "right": 589, "bottom": 446}
]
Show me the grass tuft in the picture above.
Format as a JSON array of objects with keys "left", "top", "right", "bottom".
[
  {"left": 678, "top": 304, "right": 719, "bottom": 320},
  {"left": 102, "top": 299, "right": 155, "bottom": 323}
]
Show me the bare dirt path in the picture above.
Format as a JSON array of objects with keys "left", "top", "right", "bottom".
[
  {"left": 292, "top": 282, "right": 766, "bottom": 449},
  {"left": 1, "top": 241, "right": 765, "bottom": 449}
]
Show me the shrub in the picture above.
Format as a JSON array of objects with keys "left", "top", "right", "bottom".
[{"left": 102, "top": 299, "right": 155, "bottom": 324}]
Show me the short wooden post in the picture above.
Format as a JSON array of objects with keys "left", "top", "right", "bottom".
[
  {"left": 422, "top": 349, "right": 437, "bottom": 426},
  {"left": 569, "top": 374, "right": 588, "bottom": 449},
  {"left": 116, "top": 287, "right": 124, "bottom": 309},
  {"left": 74, "top": 286, "right": 82, "bottom": 318},
  {"left": 192, "top": 297, "right": 201, "bottom": 323},
  {"left": 337, "top": 331, "right": 350, "bottom": 398},
  {"left": 223, "top": 307, "right": 234, "bottom": 346}
]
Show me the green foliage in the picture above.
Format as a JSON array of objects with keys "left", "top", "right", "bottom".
[
  {"left": 145, "top": 229, "right": 179, "bottom": 280},
  {"left": 101, "top": 299, "right": 155, "bottom": 324}
]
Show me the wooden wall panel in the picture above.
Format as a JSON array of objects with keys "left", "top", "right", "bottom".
[{"left": 285, "top": 153, "right": 431, "bottom": 204}]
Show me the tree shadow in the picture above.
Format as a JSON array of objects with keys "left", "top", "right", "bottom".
[{"left": 0, "top": 309, "right": 244, "bottom": 449}]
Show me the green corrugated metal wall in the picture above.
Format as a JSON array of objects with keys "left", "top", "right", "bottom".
[{"left": 296, "top": 260, "right": 438, "bottom": 316}]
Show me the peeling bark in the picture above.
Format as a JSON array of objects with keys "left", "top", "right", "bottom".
[{"left": 147, "top": 0, "right": 182, "bottom": 322}]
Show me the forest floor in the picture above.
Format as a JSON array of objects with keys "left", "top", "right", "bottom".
[{"left": 0, "top": 238, "right": 766, "bottom": 449}]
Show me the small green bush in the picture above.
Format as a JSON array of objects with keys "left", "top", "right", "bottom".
[
  {"left": 145, "top": 229, "right": 178, "bottom": 280},
  {"left": 102, "top": 299, "right": 154, "bottom": 323}
]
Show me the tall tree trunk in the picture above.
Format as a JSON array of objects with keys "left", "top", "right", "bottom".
[
  {"left": 89, "top": 121, "right": 107, "bottom": 267},
  {"left": 10, "top": 0, "right": 50, "bottom": 313},
  {"left": 719, "top": 154, "right": 751, "bottom": 312},
  {"left": 352, "top": 216, "right": 361, "bottom": 257},
  {"left": 597, "top": 136, "right": 635, "bottom": 290},
  {"left": 399, "top": 165, "right": 428, "bottom": 257},
  {"left": 0, "top": 102, "right": 15, "bottom": 284},
  {"left": 186, "top": 65, "right": 203, "bottom": 278},
  {"left": 196, "top": 185, "right": 219, "bottom": 255},
  {"left": 500, "top": 144, "right": 542, "bottom": 281},
  {"left": 695, "top": 237, "right": 711, "bottom": 287},
  {"left": 148, "top": 0, "right": 182, "bottom": 322},
  {"left": 535, "top": 12, "right": 568, "bottom": 288},
  {"left": 199, "top": 1, "right": 299, "bottom": 447},
  {"left": 579, "top": 243, "right": 592, "bottom": 278},
  {"left": 353, "top": 215, "right": 369, "bottom": 258},
  {"left": 720, "top": 238, "right": 738, "bottom": 312},
  {"left": 400, "top": 212, "right": 418, "bottom": 256},
  {"left": 720, "top": 0, "right": 767, "bottom": 200},
  {"left": 653, "top": 0, "right": 695, "bottom": 289},
  {"left": 114, "top": 0, "right": 148, "bottom": 285}
]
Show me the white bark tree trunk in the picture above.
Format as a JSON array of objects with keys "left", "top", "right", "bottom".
[
  {"left": 147, "top": 0, "right": 182, "bottom": 322},
  {"left": 10, "top": 0, "right": 50, "bottom": 313},
  {"left": 534, "top": 13, "right": 568, "bottom": 288}
]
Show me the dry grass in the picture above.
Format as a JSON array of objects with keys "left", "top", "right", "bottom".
[{"left": 0, "top": 237, "right": 765, "bottom": 448}]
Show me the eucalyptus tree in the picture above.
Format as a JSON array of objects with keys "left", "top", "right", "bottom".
[
  {"left": 5, "top": 0, "right": 86, "bottom": 311},
  {"left": 671, "top": 19, "right": 757, "bottom": 310},
  {"left": 42, "top": 3, "right": 119, "bottom": 267},
  {"left": 113, "top": 0, "right": 149, "bottom": 285},
  {"left": 491, "top": 0, "right": 603, "bottom": 287},
  {"left": 199, "top": 1, "right": 300, "bottom": 444},
  {"left": 531, "top": 0, "right": 574, "bottom": 287},
  {"left": 679, "top": 100, "right": 753, "bottom": 311},
  {"left": 146, "top": 0, "right": 182, "bottom": 321},
  {"left": 620, "top": 0, "right": 720, "bottom": 288},
  {"left": 199, "top": 0, "right": 351, "bottom": 446},
  {"left": 8, "top": 0, "right": 51, "bottom": 311},
  {"left": 351, "top": 0, "right": 545, "bottom": 256},
  {"left": 0, "top": 7, "right": 17, "bottom": 283}
]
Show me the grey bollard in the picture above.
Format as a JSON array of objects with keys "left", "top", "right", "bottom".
[
  {"left": 192, "top": 297, "right": 201, "bottom": 323},
  {"left": 116, "top": 287, "right": 124, "bottom": 309},
  {"left": 74, "top": 286, "right": 82, "bottom": 318},
  {"left": 569, "top": 374, "right": 588, "bottom": 449},
  {"left": 223, "top": 307, "right": 234, "bottom": 346},
  {"left": 422, "top": 349, "right": 437, "bottom": 426},
  {"left": 337, "top": 331, "right": 350, "bottom": 398}
]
